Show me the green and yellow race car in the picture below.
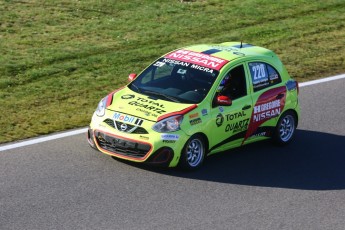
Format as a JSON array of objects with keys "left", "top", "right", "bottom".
[{"left": 87, "top": 42, "right": 300, "bottom": 169}]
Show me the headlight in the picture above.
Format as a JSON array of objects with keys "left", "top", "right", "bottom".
[
  {"left": 95, "top": 96, "right": 108, "bottom": 117},
  {"left": 152, "top": 115, "right": 183, "bottom": 132}
]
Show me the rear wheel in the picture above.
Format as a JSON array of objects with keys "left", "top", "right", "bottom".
[
  {"left": 179, "top": 134, "right": 206, "bottom": 170},
  {"left": 273, "top": 111, "right": 297, "bottom": 145}
]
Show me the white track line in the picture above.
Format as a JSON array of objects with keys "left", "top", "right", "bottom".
[
  {"left": 1, "top": 74, "right": 345, "bottom": 152},
  {"left": 0, "top": 128, "right": 88, "bottom": 152},
  {"left": 299, "top": 73, "right": 345, "bottom": 87}
]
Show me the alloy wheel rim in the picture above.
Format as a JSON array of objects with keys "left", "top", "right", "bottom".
[
  {"left": 186, "top": 139, "right": 203, "bottom": 167},
  {"left": 279, "top": 115, "right": 295, "bottom": 142}
]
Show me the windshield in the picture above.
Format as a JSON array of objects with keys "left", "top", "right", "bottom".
[{"left": 128, "top": 57, "right": 219, "bottom": 104}]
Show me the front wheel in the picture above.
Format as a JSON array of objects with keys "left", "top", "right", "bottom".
[
  {"left": 273, "top": 111, "right": 297, "bottom": 145},
  {"left": 179, "top": 134, "right": 206, "bottom": 170}
]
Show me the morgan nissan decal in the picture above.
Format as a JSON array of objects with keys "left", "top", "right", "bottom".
[
  {"left": 162, "top": 58, "right": 215, "bottom": 73},
  {"left": 165, "top": 49, "right": 229, "bottom": 71},
  {"left": 253, "top": 100, "right": 281, "bottom": 122},
  {"left": 162, "top": 58, "right": 190, "bottom": 67},
  {"left": 113, "top": 113, "right": 144, "bottom": 126}
]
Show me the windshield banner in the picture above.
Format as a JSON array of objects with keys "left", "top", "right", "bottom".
[{"left": 165, "top": 49, "right": 229, "bottom": 71}]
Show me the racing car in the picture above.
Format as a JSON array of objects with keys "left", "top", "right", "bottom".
[{"left": 87, "top": 42, "right": 300, "bottom": 170}]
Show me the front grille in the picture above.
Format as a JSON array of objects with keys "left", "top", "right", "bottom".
[
  {"left": 104, "top": 119, "right": 115, "bottom": 128},
  {"left": 94, "top": 131, "right": 151, "bottom": 158},
  {"left": 103, "top": 119, "right": 148, "bottom": 134}
]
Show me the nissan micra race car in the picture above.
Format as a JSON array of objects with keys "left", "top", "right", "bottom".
[{"left": 87, "top": 42, "right": 300, "bottom": 170}]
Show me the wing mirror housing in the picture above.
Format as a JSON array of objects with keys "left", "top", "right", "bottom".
[
  {"left": 216, "top": 95, "right": 232, "bottom": 106},
  {"left": 128, "top": 73, "right": 137, "bottom": 81}
]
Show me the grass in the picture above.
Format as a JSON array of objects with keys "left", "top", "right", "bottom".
[{"left": 0, "top": 0, "right": 344, "bottom": 143}]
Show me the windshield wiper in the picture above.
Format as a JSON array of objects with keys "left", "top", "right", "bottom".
[
  {"left": 130, "top": 83, "right": 141, "bottom": 93},
  {"left": 143, "top": 90, "right": 181, "bottom": 103}
]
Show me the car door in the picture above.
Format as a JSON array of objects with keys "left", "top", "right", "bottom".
[
  {"left": 242, "top": 61, "right": 287, "bottom": 144},
  {"left": 208, "top": 64, "right": 253, "bottom": 154}
]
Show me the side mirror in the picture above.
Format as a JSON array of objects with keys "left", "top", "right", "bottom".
[
  {"left": 128, "top": 73, "right": 137, "bottom": 81},
  {"left": 216, "top": 95, "right": 232, "bottom": 106}
]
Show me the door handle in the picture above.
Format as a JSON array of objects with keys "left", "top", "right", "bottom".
[
  {"left": 276, "top": 93, "right": 285, "bottom": 99},
  {"left": 242, "top": 105, "right": 251, "bottom": 110}
]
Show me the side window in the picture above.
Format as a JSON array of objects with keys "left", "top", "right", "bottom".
[
  {"left": 249, "top": 62, "right": 282, "bottom": 92},
  {"left": 267, "top": 64, "right": 282, "bottom": 85},
  {"left": 219, "top": 65, "right": 247, "bottom": 100}
]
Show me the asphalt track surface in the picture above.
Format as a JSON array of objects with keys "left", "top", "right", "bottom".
[{"left": 1, "top": 77, "right": 345, "bottom": 229}]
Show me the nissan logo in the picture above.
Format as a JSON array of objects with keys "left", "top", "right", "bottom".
[
  {"left": 120, "top": 123, "right": 127, "bottom": 131},
  {"left": 121, "top": 94, "right": 135, "bottom": 99}
]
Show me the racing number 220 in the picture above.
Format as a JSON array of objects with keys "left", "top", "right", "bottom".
[{"left": 252, "top": 63, "right": 266, "bottom": 80}]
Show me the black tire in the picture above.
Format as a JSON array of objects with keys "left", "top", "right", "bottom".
[
  {"left": 179, "top": 134, "right": 206, "bottom": 170},
  {"left": 273, "top": 111, "right": 297, "bottom": 145}
]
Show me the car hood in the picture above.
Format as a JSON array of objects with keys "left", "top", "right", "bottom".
[{"left": 106, "top": 87, "right": 195, "bottom": 122}]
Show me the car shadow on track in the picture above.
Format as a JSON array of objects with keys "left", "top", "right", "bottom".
[{"left": 122, "top": 129, "right": 345, "bottom": 190}]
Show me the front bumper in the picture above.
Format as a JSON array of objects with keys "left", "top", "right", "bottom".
[{"left": 87, "top": 128, "right": 175, "bottom": 167}]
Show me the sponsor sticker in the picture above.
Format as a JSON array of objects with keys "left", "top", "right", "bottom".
[
  {"left": 139, "top": 135, "right": 149, "bottom": 140},
  {"left": 161, "top": 134, "right": 180, "bottom": 140},
  {"left": 128, "top": 97, "right": 166, "bottom": 115},
  {"left": 201, "top": 109, "right": 208, "bottom": 116},
  {"left": 189, "top": 113, "right": 199, "bottom": 119},
  {"left": 250, "top": 131, "right": 268, "bottom": 138},
  {"left": 225, "top": 111, "right": 246, "bottom": 121},
  {"left": 163, "top": 140, "right": 176, "bottom": 144},
  {"left": 286, "top": 80, "right": 297, "bottom": 91},
  {"left": 253, "top": 99, "right": 281, "bottom": 122},
  {"left": 113, "top": 112, "right": 144, "bottom": 126},
  {"left": 121, "top": 94, "right": 135, "bottom": 99},
  {"left": 177, "top": 69, "right": 187, "bottom": 74},
  {"left": 243, "top": 86, "right": 286, "bottom": 144},
  {"left": 190, "top": 118, "right": 202, "bottom": 125},
  {"left": 225, "top": 118, "right": 249, "bottom": 133},
  {"left": 216, "top": 113, "right": 224, "bottom": 127},
  {"left": 153, "top": 61, "right": 165, "bottom": 67}
]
